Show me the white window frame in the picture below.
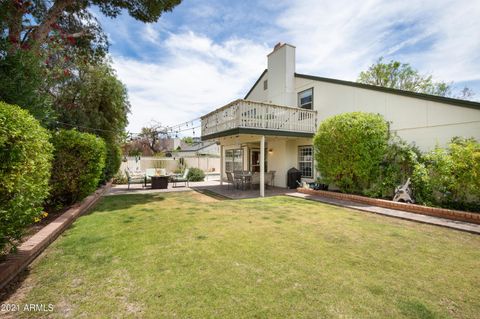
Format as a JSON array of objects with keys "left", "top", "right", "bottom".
[
  {"left": 298, "top": 145, "right": 313, "bottom": 178},
  {"left": 298, "top": 88, "right": 313, "bottom": 109}
]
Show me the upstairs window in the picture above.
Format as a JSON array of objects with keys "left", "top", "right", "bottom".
[
  {"left": 298, "top": 88, "right": 313, "bottom": 109},
  {"left": 263, "top": 80, "right": 268, "bottom": 90}
]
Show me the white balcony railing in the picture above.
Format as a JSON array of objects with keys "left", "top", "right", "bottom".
[{"left": 201, "top": 99, "right": 317, "bottom": 138}]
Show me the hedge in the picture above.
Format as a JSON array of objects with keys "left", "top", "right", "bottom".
[
  {"left": 0, "top": 102, "right": 53, "bottom": 251},
  {"left": 412, "top": 137, "right": 480, "bottom": 211},
  {"left": 102, "top": 142, "right": 122, "bottom": 183},
  {"left": 49, "top": 129, "right": 106, "bottom": 206},
  {"left": 313, "top": 112, "right": 389, "bottom": 194}
]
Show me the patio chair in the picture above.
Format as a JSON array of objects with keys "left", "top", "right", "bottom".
[
  {"left": 233, "top": 170, "right": 247, "bottom": 190},
  {"left": 172, "top": 168, "right": 190, "bottom": 188},
  {"left": 125, "top": 169, "right": 146, "bottom": 189},
  {"left": 226, "top": 171, "right": 240, "bottom": 189},
  {"left": 144, "top": 168, "right": 156, "bottom": 187}
]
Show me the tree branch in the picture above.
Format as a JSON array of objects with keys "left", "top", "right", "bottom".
[{"left": 28, "top": 0, "right": 76, "bottom": 47}]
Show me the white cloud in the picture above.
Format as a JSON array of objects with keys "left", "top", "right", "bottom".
[
  {"left": 276, "top": 0, "right": 480, "bottom": 82},
  {"left": 113, "top": 32, "right": 268, "bottom": 132},
  {"left": 110, "top": 0, "right": 480, "bottom": 132}
]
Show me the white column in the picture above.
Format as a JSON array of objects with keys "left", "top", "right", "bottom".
[
  {"left": 220, "top": 144, "right": 224, "bottom": 185},
  {"left": 260, "top": 136, "right": 265, "bottom": 197}
]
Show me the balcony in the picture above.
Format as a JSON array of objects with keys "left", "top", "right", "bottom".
[{"left": 201, "top": 99, "right": 317, "bottom": 140}]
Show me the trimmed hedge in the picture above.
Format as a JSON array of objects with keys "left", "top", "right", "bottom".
[
  {"left": 102, "top": 142, "right": 122, "bottom": 183},
  {"left": 49, "top": 129, "right": 106, "bottom": 206},
  {"left": 313, "top": 112, "right": 389, "bottom": 194},
  {"left": 0, "top": 102, "right": 53, "bottom": 251}
]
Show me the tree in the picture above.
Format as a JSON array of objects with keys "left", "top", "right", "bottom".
[
  {"left": 0, "top": 40, "right": 54, "bottom": 125},
  {"left": 138, "top": 122, "right": 169, "bottom": 153},
  {"left": 181, "top": 136, "right": 194, "bottom": 145},
  {"left": 1, "top": 0, "right": 181, "bottom": 51},
  {"left": 358, "top": 58, "right": 451, "bottom": 96}
]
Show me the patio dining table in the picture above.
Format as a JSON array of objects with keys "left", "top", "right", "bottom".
[{"left": 234, "top": 171, "right": 252, "bottom": 190}]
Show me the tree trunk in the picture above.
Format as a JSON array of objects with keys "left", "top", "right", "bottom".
[{"left": 28, "top": 0, "right": 76, "bottom": 47}]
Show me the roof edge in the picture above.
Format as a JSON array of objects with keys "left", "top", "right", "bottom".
[
  {"left": 244, "top": 69, "right": 268, "bottom": 100},
  {"left": 295, "top": 73, "right": 480, "bottom": 110}
]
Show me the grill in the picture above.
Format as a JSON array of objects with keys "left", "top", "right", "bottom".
[{"left": 287, "top": 167, "right": 302, "bottom": 189}]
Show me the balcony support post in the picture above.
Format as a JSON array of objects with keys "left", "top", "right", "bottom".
[
  {"left": 260, "top": 135, "right": 265, "bottom": 197},
  {"left": 220, "top": 144, "right": 224, "bottom": 185}
]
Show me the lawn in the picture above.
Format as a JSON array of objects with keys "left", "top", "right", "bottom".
[{"left": 5, "top": 191, "right": 480, "bottom": 318}]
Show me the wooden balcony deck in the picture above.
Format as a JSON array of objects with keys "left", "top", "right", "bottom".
[{"left": 201, "top": 99, "right": 317, "bottom": 140}]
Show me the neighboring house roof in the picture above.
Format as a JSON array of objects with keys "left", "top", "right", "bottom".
[
  {"left": 174, "top": 142, "right": 218, "bottom": 153},
  {"left": 245, "top": 69, "right": 480, "bottom": 111}
]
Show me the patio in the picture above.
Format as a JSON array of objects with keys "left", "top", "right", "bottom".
[{"left": 108, "top": 180, "right": 296, "bottom": 199}]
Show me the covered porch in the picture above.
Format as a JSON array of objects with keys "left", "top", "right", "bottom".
[
  {"left": 200, "top": 99, "right": 317, "bottom": 197},
  {"left": 214, "top": 133, "right": 314, "bottom": 197}
]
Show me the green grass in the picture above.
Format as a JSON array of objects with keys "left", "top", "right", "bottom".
[{"left": 9, "top": 192, "right": 480, "bottom": 318}]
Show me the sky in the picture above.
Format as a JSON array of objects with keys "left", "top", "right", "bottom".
[{"left": 94, "top": 0, "right": 480, "bottom": 134}]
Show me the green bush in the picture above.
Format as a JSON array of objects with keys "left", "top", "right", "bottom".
[
  {"left": 0, "top": 102, "right": 53, "bottom": 251},
  {"left": 412, "top": 137, "right": 480, "bottom": 211},
  {"left": 49, "top": 130, "right": 106, "bottom": 206},
  {"left": 366, "top": 135, "right": 420, "bottom": 198},
  {"left": 313, "top": 112, "right": 389, "bottom": 194},
  {"left": 112, "top": 171, "right": 128, "bottom": 184},
  {"left": 187, "top": 167, "right": 205, "bottom": 182},
  {"left": 102, "top": 142, "right": 122, "bottom": 183}
]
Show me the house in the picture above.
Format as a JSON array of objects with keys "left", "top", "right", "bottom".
[
  {"left": 171, "top": 140, "right": 220, "bottom": 157},
  {"left": 200, "top": 43, "right": 480, "bottom": 196}
]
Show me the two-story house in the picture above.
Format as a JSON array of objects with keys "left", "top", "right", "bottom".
[{"left": 200, "top": 43, "right": 480, "bottom": 196}]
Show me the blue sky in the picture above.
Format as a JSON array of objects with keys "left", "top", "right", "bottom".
[{"left": 94, "top": 0, "right": 480, "bottom": 133}]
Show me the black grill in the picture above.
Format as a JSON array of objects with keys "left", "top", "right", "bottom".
[{"left": 287, "top": 167, "right": 302, "bottom": 189}]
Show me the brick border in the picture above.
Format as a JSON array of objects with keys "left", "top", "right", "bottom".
[
  {"left": 298, "top": 188, "right": 480, "bottom": 225},
  {"left": 0, "top": 182, "right": 112, "bottom": 291}
]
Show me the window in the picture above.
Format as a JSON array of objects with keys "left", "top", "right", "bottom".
[
  {"left": 298, "top": 88, "right": 313, "bottom": 109},
  {"left": 225, "top": 149, "right": 243, "bottom": 172},
  {"left": 263, "top": 80, "right": 268, "bottom": 90},
  {"left": 298, "top": 146, "right": 313, "bottom": 178}
]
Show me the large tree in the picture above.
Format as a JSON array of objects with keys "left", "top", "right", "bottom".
[
  {"left": 1, "top": 0, "right": 181, "bottom": 51},
  {"left": 358, "top": 58, "right": 451, "bottom": 96}
]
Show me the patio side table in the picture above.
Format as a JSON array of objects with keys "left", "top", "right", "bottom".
[{"left": 151, "top": 176, "right": 169, "bottom": 189}]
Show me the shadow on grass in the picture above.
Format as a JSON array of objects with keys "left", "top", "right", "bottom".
[
  {"left": 88, "top": 193, "right": 166, "bottom": 214},
  {"left": 0, "top": 268, "right": 31, "bottom": 303}
]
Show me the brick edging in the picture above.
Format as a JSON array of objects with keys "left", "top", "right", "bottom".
[
  {"left": 297, "top": 188, "right": 480, "bottom": 225},
  {"left": 0, "top": 182, "right": 112, "bottom": 291}
]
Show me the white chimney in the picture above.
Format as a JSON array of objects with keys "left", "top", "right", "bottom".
[{"left": 267, "top": 43, "right": 296, "bottom": 106}]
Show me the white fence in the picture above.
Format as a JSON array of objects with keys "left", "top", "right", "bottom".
[{"left": 120, "top": 156, "right": 220, "bottom": 174}]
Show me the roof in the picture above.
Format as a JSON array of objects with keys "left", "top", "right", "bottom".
[
  {"left": 244, "top": 69, "right": 480, "bottom": 110},
  {"left": 295, "top": 73, "right": 480, "bottom": 111},
  {"left": 174, "top": 142, "right": 217, "bottom": 153}
]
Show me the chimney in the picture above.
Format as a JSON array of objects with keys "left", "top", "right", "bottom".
[{"left": 267, "top": 43, "right": 296, "bottom": 106}]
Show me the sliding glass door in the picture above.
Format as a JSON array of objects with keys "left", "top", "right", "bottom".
[{"left": 225, "top": 149, "right": 243, "bottom": 172}]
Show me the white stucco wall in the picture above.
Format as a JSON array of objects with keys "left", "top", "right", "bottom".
[
  {"left": 246, "top": 71, "right": 269, "bottom": 102},
  {"left": 295, "top": 77, "right": 480, "bottom": 151}
]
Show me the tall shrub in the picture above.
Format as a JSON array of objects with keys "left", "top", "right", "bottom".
[
  {"left": 313, "top": 112, "right": 389, "bottom": 194},
  {"left": 102, "top": 142, "right": 122, "bottom": 183},
  {"left": 367, "top": 135, "right": 420, "bottom": 198},
  {"left": 412, "top": 137, "right": 480, "bottom": 211},
  {"left": 49, "top": 130, "right": 106, "bottom": 206},
  {"left": 0, "top": 102, "right": 53, "bottom": 251}
]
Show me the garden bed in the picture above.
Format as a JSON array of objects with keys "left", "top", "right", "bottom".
[
  {"left": 298, "top": 188, "right": 480, "bottom": 224},
  {"left": 0, "top": 182, "right": 112, "bottom": 292}
]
